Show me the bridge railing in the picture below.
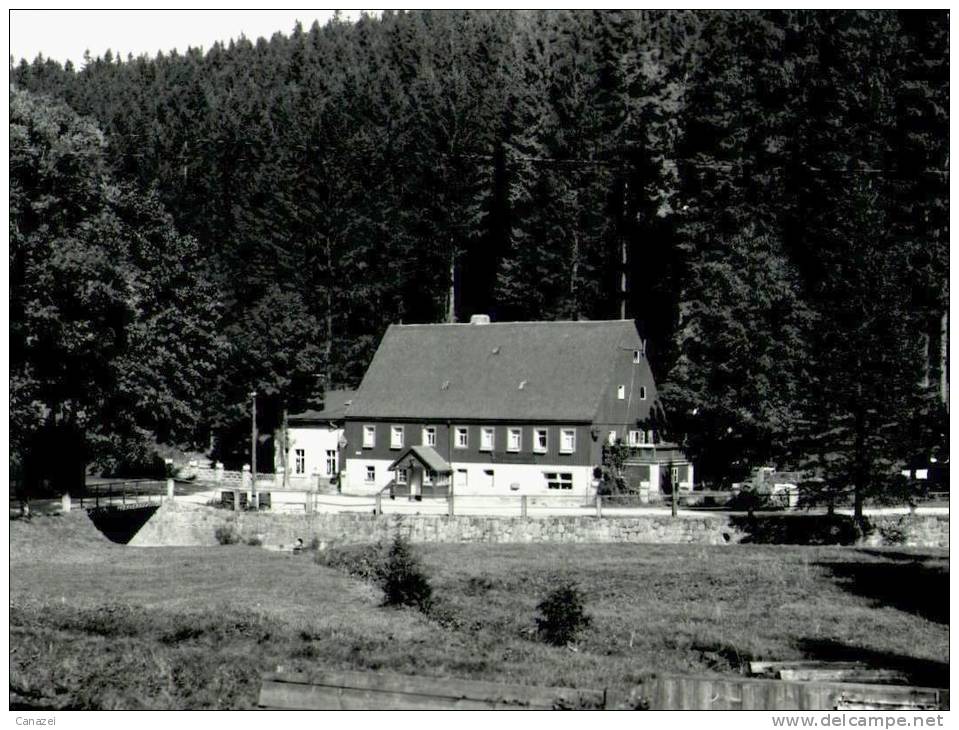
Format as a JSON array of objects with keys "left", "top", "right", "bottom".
[{"left": 76, "top": 480, "right": 168, "bottom": 510}]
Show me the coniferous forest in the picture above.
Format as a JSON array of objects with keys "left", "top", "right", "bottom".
[{"left": 10, "top": 10, "right": 949, "bottom": 507}]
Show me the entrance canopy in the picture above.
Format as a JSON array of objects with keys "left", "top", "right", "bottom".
[{"left": 388, "top": 445, "right": 452, "bottom": 475}]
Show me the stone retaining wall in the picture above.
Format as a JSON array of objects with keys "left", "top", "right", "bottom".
[{"left": 127, "top": 502, "right": 948, "bottom": 549}]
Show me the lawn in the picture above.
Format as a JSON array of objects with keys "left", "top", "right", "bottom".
[{"left": 9, "top": 512, "right": 948, "bottom": 709}]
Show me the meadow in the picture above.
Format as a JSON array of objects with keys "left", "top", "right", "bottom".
[{"left": 9, "top": 512, "right": 948, "bottom": 709}]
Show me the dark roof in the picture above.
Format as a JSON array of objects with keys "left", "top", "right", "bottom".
[
  {"left": 288, "top": 389, "right": 355, "bottom": 424},
  {"left": 389, "top": 445, "right": 452, "bottom": 474},
  {"left": 347, "top": 320, "right": 643, "bottom": 421}
]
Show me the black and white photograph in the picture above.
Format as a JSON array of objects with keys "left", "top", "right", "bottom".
[{"left": 7, "top": 7, "right": 950, "bottom": 717}]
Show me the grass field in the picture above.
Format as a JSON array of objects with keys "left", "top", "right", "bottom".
[{"left": 9, "top": 512, "right": 948, "bottom": 709}]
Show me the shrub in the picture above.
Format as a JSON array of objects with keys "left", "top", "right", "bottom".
[
  {"left": 317, "top": 541, "right": 388, "bottom": 582},
  {"left": 380, "top": 535, "right": 432, "bottom": 612},
  {"left": 535, "top": 580, "right": 591, "bottom": 646},
  {"left": 214, "top": 524, "right": 240, "bottom": 545},
  {"left": 245, "top": 535, "right": 262, "bottom": 547}
]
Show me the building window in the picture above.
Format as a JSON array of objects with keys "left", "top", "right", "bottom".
[
  {"left": 480, "top": 427, "right": 495, "bottom": 451},
  {"left": 456, "top": 468, "right": 468, "bottom": 487},
  {"left": 363, "top": 425, "right": 376, "bottom": 448},
  {"left": 390, "top": 425, "right": 404, "bottom": 449},
  {"left": 365, "top": 465, "right": 376, "bottom": 483},
  {"left": 422, "top": 426, "right": 437, "bottom": 447},
  {"left": 396, "top": 468, "right": 408, "bottom": 485},
  {"left": 647, "top": 429, "right": 655, "bottom": 445},
  {"left": 671, "top": 466, "right": 681, "bottom": 485},
  {"left": 423, "top": 469, "right": 434, "bottom": 485},
  {"left": 294, "top": 449, "right": 306, "bottom": 475},
  {"left": 628, "top": 430, "right": 644, "bottom": 447},
  {"left": 325, "top": 449, "right": 337, "bottom": 476},
  {"left": 534, "top": 428, "right": 548, "bottom": 454},
  {"left": 545, "top": 472, "right": 573, "bottom": 490},
  {"left": 916, "top": 468, "right": 929, "bottom": 480},
  {"left": 608, "top": 430, "right": 617, "bottom": 445},
  {"left": 483, "top": 469, "right": 494, "bottom": 488},
  {"left": 639, "top": 386, "right": 647, "bottom": 400},
  {"left": 455, "top": 426, "right": 469, "bottom": 449},
  {"left": 508, "top": 428, "right": 522, "bottom": 452},
  {"left": 560, "top": 429, "right": 576, "bottom": 454},
  {"left": 617, "top": 385, "right": 625, "bottom": 400}
]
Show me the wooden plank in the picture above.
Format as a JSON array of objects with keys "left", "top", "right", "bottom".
[
  {"left": 640, "top": 674, "right": 949, "bottom": 711},
  {"left": 259, "top": 671, "right": 604, "bottom": 710},
  {"left": 259, "top": 681, "right": 529, "bottom": 710},
  {"left": 779, "top": 668, "right": 909, "bottom": 684},
  {"left": 749, "top": 660, "right": 865, "bottom": 676}
]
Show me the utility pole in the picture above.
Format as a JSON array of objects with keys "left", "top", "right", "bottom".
[{"left": 250, "top": 390, "right": 258, "bottom": 508}]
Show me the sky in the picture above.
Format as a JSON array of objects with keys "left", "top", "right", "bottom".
[{"left": 10, "top": 10, "right": 371, "bottom": 66}]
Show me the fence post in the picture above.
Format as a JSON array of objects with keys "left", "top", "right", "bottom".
[
  {"left": 233, "top": 489, "right": 241, "bottom": 512},
  {"left": 375, "top": 492, "right": 382, "bottom": 516},
  {"left": 595, "top": 494, "right": 602, "bottom": 518},
  {"left": 671, "top": 483, "right": 678, "bottom": 518},
  {"left": 215, "top": 462, "right": 224, "bottom": 484},
  {"left": 448, "top": 492, "right": 454, "bottom": 518},
  {"left": 61, "top": 493, "right": 71, "bottom": 514},
  {"left": 521, "top": 495, "right": 528, "bottom": 519},
  {"left": 166, "top": 478, "right": 175, "bottom": 501}
]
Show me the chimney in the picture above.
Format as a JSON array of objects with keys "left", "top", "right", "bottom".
[{"left": 469, "top": 314, "right": 491, "bottom": 325}]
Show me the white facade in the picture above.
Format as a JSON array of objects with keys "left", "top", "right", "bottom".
[
  {"left": 276, "top": 424, "right": 343, "bottom": 488},
  {"left": 343, "top": 457, "right": 595, "bottom": 497}
]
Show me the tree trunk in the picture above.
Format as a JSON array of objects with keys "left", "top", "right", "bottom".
[
  {"left": 570, "top": 232, "right": 580, "bottom": 320},
  {"left": 853, "top": 405, "right": 866, "bottom": 522},
  {"left": 940, "top": 306, "right": 948, "bottom": 410},
  {"left": 447, "top": 246, "right": 456, "bottom": 323},
  {"left": 324, "top": 236, "right": 334, "bottom": 385}
]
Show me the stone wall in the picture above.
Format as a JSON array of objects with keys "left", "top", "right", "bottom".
[{"left": 126, "top": 503, "right": 948, "bottom": 549}]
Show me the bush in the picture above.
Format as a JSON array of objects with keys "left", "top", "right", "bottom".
[
  {"left": 245, "top": 535, "right": 262, "bottom": 547},
  {"left": 535, "top": 580, "right": 591, "bottom": 646},
  {"left": 380, "top": 535, "right": 432, "bottom": 612},
  {"left": 214, "top": 524, "right": 240, "bottom": 545},
  {"left": 317, "top": 541, "right": 388, "bottom": 582}
]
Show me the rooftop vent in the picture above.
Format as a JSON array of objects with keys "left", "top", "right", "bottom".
[
  {"left": 518, "top": 380, "right": 527, "bottom": 390},
  {"left": 491, "top": 346, "right": 501, "bottom": 355},
  {"left": 441, "top": 380, "right": 450, "bottom": 390},
  {"left": 470, "top": 314, "right": 491, "bottom": 325}
]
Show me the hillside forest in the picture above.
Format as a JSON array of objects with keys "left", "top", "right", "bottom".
[{"left": 10, "top": 10, "right": 948, "bottom": 506}]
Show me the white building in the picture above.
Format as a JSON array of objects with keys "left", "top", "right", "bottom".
[{"left": 274, "top": 389, "right": 353, "bottom": 490}]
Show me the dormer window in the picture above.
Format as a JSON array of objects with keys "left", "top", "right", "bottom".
[
  {"left": 639, "top": 386, "right": 647, "bottom": 400},
  {"left": 633, "top": 350, "right": 641, "bottom": 363},
  {"left": 617, "top": 385, "right": 625, "bottom": 400}
]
